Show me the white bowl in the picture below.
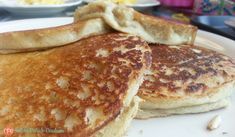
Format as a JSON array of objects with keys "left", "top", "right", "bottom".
[
  {"left": 0, "top": 0, "right": 82, "bottom": 16},
  {"left": 83, "top": 0, "right": 160, "bottom": 9}
]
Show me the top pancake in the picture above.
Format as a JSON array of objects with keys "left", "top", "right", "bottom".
[
  {"left": 138, "top": 44, "right": 235, "bottom": 109},
  {"left": 0, "top": 33, "right": 151, "bottom": 137}
]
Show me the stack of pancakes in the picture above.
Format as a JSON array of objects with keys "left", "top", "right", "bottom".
[{"left": 0, "top": 1, "right": 234, "bottom": 137}]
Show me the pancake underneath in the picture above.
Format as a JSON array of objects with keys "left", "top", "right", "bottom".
[{"left": 137, "top": 44, "right": 235, "bottom": 119}]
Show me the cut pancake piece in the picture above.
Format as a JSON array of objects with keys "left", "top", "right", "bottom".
[
  {"left": 0, "top": 33, "right": 151, "bottom": 136},
  {"left": 137, "top": 44, "right": 235, "bottom": 119},
  {"left": 74, "top": 1, "right": 197, "bottom": 45}
]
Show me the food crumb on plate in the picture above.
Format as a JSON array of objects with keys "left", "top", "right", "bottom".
[{"left": 207, "top": 115, "right": 221, "bottom": 131}]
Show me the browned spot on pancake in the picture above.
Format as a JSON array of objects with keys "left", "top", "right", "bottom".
[{"left": 186, "top": 83, "right": 206, "bottom": 93}]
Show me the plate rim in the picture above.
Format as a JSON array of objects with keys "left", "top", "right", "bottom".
[
  {"left": 83, "top": 0, "right": 160, "bottom": 8},
  {"left": 0, "top": 0, "right": 82, "bottom": 8},
  {"left": 0, "top": 17, "right": 73, "bottom": 25}
]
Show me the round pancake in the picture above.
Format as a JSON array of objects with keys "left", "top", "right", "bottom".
[
  {"left": 138, "top": 44, "right": 235, "bottom": 110},
  {"left": 0, "top": 33, "right": 151, "bottom": 137}
]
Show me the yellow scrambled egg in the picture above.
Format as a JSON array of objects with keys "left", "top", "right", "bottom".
[{"left": 20, "top": 0, "right": 65, "bottom": 5}]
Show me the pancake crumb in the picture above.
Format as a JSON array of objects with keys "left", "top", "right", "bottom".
[{"left": 207, "top": 115, "right": 221, "bottom": 131}]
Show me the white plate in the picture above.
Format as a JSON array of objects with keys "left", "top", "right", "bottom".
[
  {"left": 0, "top": 0, "right": 82, "bottom": 16},
  {"left": 83, "top": 0, "right": 160, "bottom": 8},
  {"left": 0, "top": 17, "right": 73, "bottom": 33},
  {"left": 0, "top": 18, "right": 235, "bottom": 137}
]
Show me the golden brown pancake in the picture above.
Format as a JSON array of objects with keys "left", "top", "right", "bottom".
[
  {"left": 136, "top": 44, "right": 235, "bottom": 119},
  {"left": 0, "top": 33, "right": 151, "bottom": 136}
]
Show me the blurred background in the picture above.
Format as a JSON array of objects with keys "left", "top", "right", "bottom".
[{"left": 0, "top": 0, "right": 234, "bottom": 39}]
